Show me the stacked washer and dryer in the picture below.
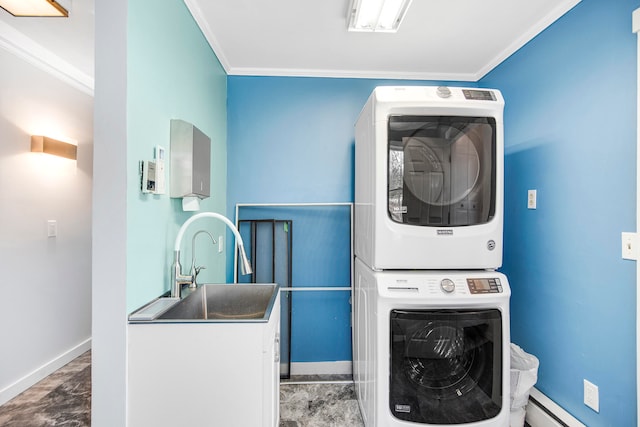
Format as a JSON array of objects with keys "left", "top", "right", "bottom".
[{"left": 353, "top": 86, "right": 511, "bottom": 427}]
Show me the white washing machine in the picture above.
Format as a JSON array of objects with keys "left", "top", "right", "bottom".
[
  {"left": 353, "top": 257, "right": 511, "bottom": 427},
  {"left": 354, "top": 86, "right": 505, "bottom": 270}
]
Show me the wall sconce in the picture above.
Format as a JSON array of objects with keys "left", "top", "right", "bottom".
[
  {"left": 31, "top": 136, "right": 77, "bottom": 160},
  {"left": 0, "top": 0, "right": 68, "bottom": 17}
]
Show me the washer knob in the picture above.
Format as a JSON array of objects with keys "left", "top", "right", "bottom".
[
  {"left": 437, "top": 86, "right": 452, "bottom": 98},
  {"left": 441, "top": 278, "right": 455, "bottom": 293}
]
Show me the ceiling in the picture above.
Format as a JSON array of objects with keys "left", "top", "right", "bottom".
[
  {"left": 185, "top": 0, "right": 581, "bottom": 81},
  {"left": 0, "top": 0, "right": 581, "bottom": 93}
]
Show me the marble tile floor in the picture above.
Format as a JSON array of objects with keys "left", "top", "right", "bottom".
[
  {"left": 0, "top": 352, "right": 364, "bottom": 427},
  {"left": 0, "top": 351, "right": 91, "bottom": 427},
  {"left": 280, "top": 379, "right": 364, "bottom": 427}
]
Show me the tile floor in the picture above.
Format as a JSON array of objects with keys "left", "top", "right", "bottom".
[
  {"left": 0, "top": 351, "right": 91, "bottom": 427},
  {"left": 280, "top": 380, "right": 364, "bottom": 426},
  {"left": 0, "top": 352, "right": 365, "bottom": 426}
]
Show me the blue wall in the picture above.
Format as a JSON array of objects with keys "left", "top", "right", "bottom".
[
  {"left": 226, "top": 77, "right": 469, "bottom": 363},
  {"left": 481, "top": 0, "right": 637, "bottom": 425}
]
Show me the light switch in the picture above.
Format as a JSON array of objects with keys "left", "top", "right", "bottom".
[
  {"left": 47, "top": 220, "right": 57, "bottom": 238},
  {"left": 622, "top": 232, "right": 637, "bottom": 260}
]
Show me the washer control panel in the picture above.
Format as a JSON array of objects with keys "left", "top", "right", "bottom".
[
  {"left": 383, "top": 275, "right": 508, "bottom": 297},
  {"left": 467, "top": 278, "right": 503, "bottom": 294}
]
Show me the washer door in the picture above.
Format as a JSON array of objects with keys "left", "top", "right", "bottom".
[
  {"left": 388, "top": 116, "right": 496, "bottom": 226},
  {"left": 389, "top": 309, "right": 503, "bottom": 424}
]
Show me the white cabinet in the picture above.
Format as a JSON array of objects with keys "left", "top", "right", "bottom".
[{"left": 127, "top": 294, "right": 280, "bottom": 427}]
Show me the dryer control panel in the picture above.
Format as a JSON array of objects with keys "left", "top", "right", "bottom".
[{"left": 467, "top": 278, "right": 503, "bottom": 294}]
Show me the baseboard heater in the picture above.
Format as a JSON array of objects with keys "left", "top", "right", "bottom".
[{"left": 525, "top": 388, "right": 586, "bottom": 427}]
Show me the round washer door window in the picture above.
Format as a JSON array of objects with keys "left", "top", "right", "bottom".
[
  {"left": 390, "top": 309, "right": 503, "bottom": 425},
  {"left": 387, "top": 116, "right": 496, "bottom": 226}
]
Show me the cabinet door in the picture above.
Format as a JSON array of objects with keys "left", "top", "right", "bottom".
[
  {"left": 270, "top": 332, "right": 281, "bottom": 426},
  {"left": 262, "top": 314, "right": 280, "bottom": 426}
]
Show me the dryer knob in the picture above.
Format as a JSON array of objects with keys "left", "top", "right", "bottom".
[
  {"left": 437, "top": 86, "right": 452, "bottom": 98},
  {"left": 441, "top": 279, "right": 455, "bottom": 293}
]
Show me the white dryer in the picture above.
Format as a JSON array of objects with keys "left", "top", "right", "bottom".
[
  {"left": 353, "top": 257, "right": 511, "bottom": 427},
  {"left": 354, "top": 86, "right": 505, "bottom": 270}
]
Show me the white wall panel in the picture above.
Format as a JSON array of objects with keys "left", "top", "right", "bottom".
[{"left": 0, "top": 47, "right": 93, "bottom": 404}]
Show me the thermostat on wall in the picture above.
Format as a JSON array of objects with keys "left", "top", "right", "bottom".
[{"left": 141, "top": 160, "right": 157, "bottom": 193}]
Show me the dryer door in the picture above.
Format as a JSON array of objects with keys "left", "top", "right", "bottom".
[
  {"left": 387, "top": 116, "right": 496, "bottom": 227},
  {"left": 389, "top": 309, "right": 503, "bottom": 424}
]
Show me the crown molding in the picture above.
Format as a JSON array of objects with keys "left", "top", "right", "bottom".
[
  {"left": 183, "top": 0, "right": 231, "bottom": 74},
  {"left": 226, "top": 65, "right": 478, "bottom": 82},
  {"left": 0, "top": 20, "right": 94, "bottom": 96}
]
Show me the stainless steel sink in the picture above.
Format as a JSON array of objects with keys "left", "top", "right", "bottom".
[{"left": 129, "top": 283, "right": 279, "bottom": 323}]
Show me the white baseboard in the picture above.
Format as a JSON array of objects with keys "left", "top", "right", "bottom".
[
  {"left": 290, "top": 360, "right": 352, "bottom": 376},
  {"left": 0, "top": 338, "right": 92, "bottom": 406},
  {"left": 526, "top": 387, "right": 586, "bottom": 427}
]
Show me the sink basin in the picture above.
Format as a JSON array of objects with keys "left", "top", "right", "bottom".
[{"left": 139, "top": 283, "right": 279, "bottom": 323}]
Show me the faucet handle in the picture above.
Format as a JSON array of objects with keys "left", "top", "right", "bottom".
[{"left": 191, "top": 265, "right": 206, "bottom": 287}]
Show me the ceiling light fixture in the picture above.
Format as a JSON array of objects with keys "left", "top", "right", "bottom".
[
  {"left": 31, "top": 136, "right": 77, "bottom": 160},
  {"left": 348, "top": 0, "right": 413, "bottom": 33},
  {"left": 0, "top": 0, "right": 68, "bottom": 17}
]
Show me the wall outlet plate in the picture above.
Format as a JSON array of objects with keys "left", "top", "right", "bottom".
[
  {"left": 527, "top": 189, "right": 537, "bottom": 209},
  {"left": 584, "top": 379, "right": 599, "bottom": 412},
  {"left": 621, "top": 232, "right": 637, "bottom": 260}
]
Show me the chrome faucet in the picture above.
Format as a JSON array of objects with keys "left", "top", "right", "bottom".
[
  {"left": 189, "top": 230, "right": 216, "bottom": 288},
  {"left": 171, "top": 212, "right": 253, "bottom": 298}
]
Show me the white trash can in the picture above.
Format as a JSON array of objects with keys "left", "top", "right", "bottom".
[{"left": 510, "top": 343, "right": 539, "bottom": 427}]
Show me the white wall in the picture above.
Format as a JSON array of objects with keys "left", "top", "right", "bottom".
[
  {"left": 0, "top": 47, "right": 93, "bottom": 404},
  {"left": 91, "top": 0, "right": 127, "bottom": 424}
]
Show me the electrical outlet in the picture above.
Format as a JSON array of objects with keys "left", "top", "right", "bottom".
[
  {"left": 527, "top": 189, "right": 537, "bottom": 209},
  {"left": 621, "top": 232, "right": 637, "bottom": 260},
  {"left": 218, "top": 236, "right": 224, "bottom": 253},
  {"left": 584, "top": 379, "right": 599, "bottom": 412}
]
